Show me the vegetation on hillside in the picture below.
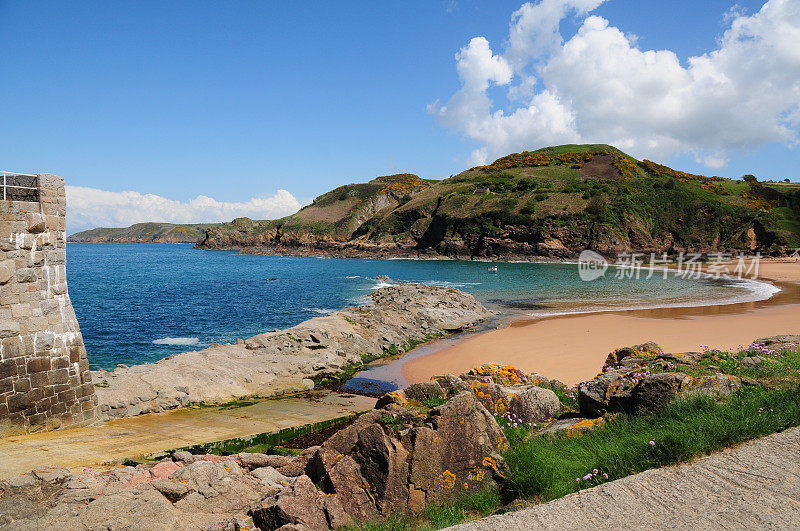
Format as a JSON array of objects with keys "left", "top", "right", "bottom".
[
  {"left": 201, "top": 143, "right": 799, "bottom": 256},
  {"left": 74, "top": 145, "right": 800, "bottom": 255},
  {"left": 68, "top": 222, "right": 217, "bottom": 243}
]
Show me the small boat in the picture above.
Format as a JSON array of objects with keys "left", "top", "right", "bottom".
[{"left": 487, "top": 265, "right": 498, "bottom": 273}]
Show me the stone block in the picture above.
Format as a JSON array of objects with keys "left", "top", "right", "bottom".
[
  {"left": 51, "top": 357, "right": 69, "bottom": 370},
  {"left": 35, "top": 332, "right": 55, "bottom": 351},
  {"left": 27, "top": 387, "right": 44, "bottom": 403},
  {"left": 0, "top": 260, "right": 13, "bottom": 284},
  {"left": 0, "top": 377, "right": 12, "bottom": 394},
  {"left": 28, "top": 412, "right": 46, "bottom": 426},
  {"left": 27, "top": 357, "right": 51, "bottom": 373},
  {"left": 0, "top": 319, "right": 20, "bottom": 339},
  {"left": 25, "top": 212, "right": 46, "bottom": 233},
  {"left": 10, "top": 304, "right": 31, "bottom": 318},
  {"left": 16, "top": 268, "right": 37, "bottom": 283},
  {"left": 57, "top": 389, "right": 76, "bottom": 404},
  {"left": 50, "top": 368, "right": 69, "bottom": 385},
  {"left": 76, "top": 383, "right": 94, "bottom": 398},
  {"left": 7, "top": 392, "right": 30, "bottom": 413},
  {"left": 30, "top": 371, "right": 49, "bottom": 388},
  {"left": 0, "top": 359, "right": 18, "bottom": 379},
  {"left": 13, "top": 378, "right": 30, "bottom": 393},
  {"left": 20, "top": 234, "right": 33, "bottom": 250}
]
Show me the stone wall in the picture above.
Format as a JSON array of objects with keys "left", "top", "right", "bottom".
[{"left": 0, "top": 174, "right": 98, "bottom": 435}]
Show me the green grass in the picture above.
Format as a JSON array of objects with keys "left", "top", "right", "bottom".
[
  {"left": 421, "top": 396, "right": 449, "bottom": 409},
  {"left": 503, "top": 386, "right": 800, "bottom": 503},
  {"left": 351, "top": 488, "right": 501, "bottom": 531},
  {"left": 698, "top": 345, "right": 800, "bottom": 386}
]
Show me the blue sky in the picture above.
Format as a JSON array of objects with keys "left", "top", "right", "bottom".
[{"left": 1, "top": 1, "right": 798, "bottom": 231}]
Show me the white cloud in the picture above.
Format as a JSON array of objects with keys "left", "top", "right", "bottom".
[
  {"left": 431, "top": 0, "right": 800, "bottom": 167},
  {"left": 65, "top": 186, "right": 302, "bottom": 233}
]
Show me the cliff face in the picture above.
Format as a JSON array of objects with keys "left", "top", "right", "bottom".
[{"left": 199, "top": 145, "right": 800, "bottom": 258}]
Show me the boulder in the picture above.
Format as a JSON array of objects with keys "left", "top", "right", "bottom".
[
  {"left": 681, "top": 373, "right": 742, "bottom": 398},
  {"left": 658, "top": 351, "right": 704, "bottom": 366},
  {"left": 468, "top": 379, "right": 514, "bottom": 416},
  {"left": 527, "top": 372, "right": 551, "bottom": 387},
  {"left": 294, "top": 391, "right": 508, "bottom": 524},
  {"left": 353, "top": 422, "right": 410, "bottom": 515},
  {"left": 432, "top": 374, "right": 472, "bottom": 395},
  {"left": 250, "top": 474, "right": 330, "bottom": 531},
  {"left": 275, "top": 446, "right": 320, "bottom": 477},
  {"left": 403, "top": 381, "right": 446, "bottom": 404},
  {"left": 738, "top": 356, "right": 762, "bottom": 369},
  {"left": 509, "top": 386, "right": 563, "bottom": 423},
  {"left": 407, "top": 392, "right": 508, "bottom": 505},
  {"left": 151, "top": 478, "right": 190, "bottom": 502},
  {"left": 540, "top": 417, "right": 605, "bottom": 437},
  {"left": 251, "top": 467, "right": 291, "bottom": 490},
  {"left": 753, "top": 335, "right": 800, "bottom": 347},
  {"left": 604, "top": 342, "right": 663, "bottom": 369},
  {"left": 630, "top": 373, "right": 690, "bottom": 415},
  {"left": 234, "top": 452, "right": 292, "bottom": 470},
  {"left": 577, "top": 373, "right": 623, "bottom": 417},
  {"left": 467, "top": 364, "right": 528, "bottom": 385}
]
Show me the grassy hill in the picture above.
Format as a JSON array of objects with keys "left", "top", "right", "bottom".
[
  {"left": 199, "top": 144, "right": 800, "bottom": 258},
  {"left": 73, "top": 145, "right": 799, "bottom": 257},
  {"left": 68, "top": 222, "right": 217, "bottom": 244}
]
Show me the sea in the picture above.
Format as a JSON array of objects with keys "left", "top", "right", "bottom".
[{"left": 66, "top": 243, "right": 779, "bottom": 371}]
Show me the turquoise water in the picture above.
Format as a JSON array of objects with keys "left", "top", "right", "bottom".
[{"left": 66, "top": 243, "right": 776, "bottom": 370}]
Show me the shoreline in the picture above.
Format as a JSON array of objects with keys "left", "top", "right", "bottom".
[{"left": 400, "top": 260, "right": 800, "bottom": 387}]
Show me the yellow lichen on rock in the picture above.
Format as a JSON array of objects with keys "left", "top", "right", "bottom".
[{"left": 438, "top": 470, "right": 456, "bottom": 489}]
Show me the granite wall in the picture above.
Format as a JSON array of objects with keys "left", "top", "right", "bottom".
[{"left": 0, "top": 174, "right": 98, "bottom": 435}]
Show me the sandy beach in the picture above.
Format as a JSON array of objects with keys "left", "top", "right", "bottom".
[{"left": 403, "top": 260, "right": 800, "bottom": 386}]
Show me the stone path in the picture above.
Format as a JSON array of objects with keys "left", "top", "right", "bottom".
[
  {"left": 0, "top": 391, "right": 375, "bottom": 480},
  {"left": 453, "top": 426, "right": 800, "bottom": 530}
]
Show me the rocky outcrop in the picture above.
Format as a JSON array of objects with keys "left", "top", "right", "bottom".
[
  {"left": 252, "top": 392, "right": 509, "bottom": 528},
  {"left": 0, "top": 454, "right": 271, "bottom": 530},
  {"left": 577, "top": 342, "right": 752, "bottom": 418},
  {"left": 92, "top": 284, "right": 492, "bottom": 420},
  {"left": 0, "top": 385, "right": 512, "bottom": 530}
]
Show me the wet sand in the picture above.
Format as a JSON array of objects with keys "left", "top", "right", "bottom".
[{"left": 403, "top": 260, "right": 800, "bottom": 386}]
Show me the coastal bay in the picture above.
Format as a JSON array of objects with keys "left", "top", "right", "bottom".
[{"left": 403, "top": 260, "right": 800, "bottom": 386}]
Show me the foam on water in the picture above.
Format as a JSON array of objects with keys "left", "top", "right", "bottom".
[
  {"left": 302, "top": 307, "right": 339, "bottom": 315},
  {"left": 152, "top": 337, "right": 201, "bottom": 346}
]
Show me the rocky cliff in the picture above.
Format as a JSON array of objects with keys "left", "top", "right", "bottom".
[
  {"left": 91, "top": 283, "right": 492, "bottom": 420},
  {"left": 199, "top": 145, "right": 800, "bottom": 259}
]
